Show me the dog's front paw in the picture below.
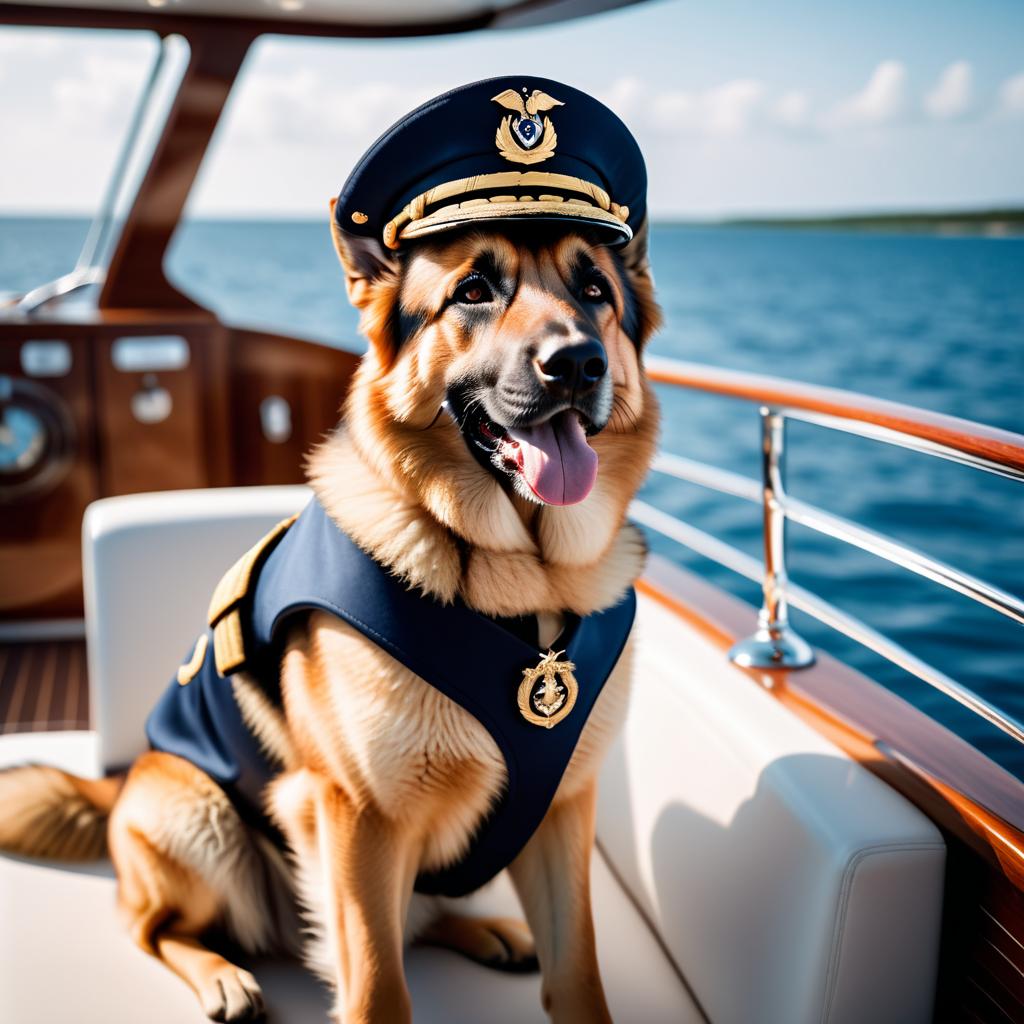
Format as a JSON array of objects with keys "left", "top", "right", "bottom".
[
  {"left": 198, "top": 966, "right": 266, "bottom": 1022},
  {"left": 420, "top": 913, "right": 539, "bottom": 973}
]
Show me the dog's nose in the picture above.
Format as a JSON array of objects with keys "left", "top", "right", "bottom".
[{"left": 536, "top": 338, "right": 608, "bottom": 393}]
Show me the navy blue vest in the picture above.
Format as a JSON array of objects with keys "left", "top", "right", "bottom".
[{"left": 146, "top": 498, "right": 636, "bottom": 897}]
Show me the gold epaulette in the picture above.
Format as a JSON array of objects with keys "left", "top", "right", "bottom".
[{"left": 208, "top": 514, "right": 298, "bottom": 676}]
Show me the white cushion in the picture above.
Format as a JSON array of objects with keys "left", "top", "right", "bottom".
[
  {"left": 0, "top": 731, "right": 100, "bottom": 777},
  {"left": 598, "top": 593, "right": 946, "bottom": 1024},
  {"left": 77, "top": 487, "right": 946, "bottom": 1023},
  {"left": 0, "top": 848, "right": 703, "bottom": 1024},
  {"left": 82, "top": 486, "right": 312, "bottom": 771}
]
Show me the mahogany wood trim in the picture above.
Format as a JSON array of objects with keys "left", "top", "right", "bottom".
[
  {"left": 0, "top": 318, "right": 355, "bottom": 617},
  {"left": 936, "top": 838, "right": 1024, "bottom": 1022},
  {"left": 638, "top": 555, "right": 1024, "bottom": 892},
  {"left": 227, "top": 327, "right": 359, "bottom": 486},
  {"left": 92, "top": 332, "right": 212, "bottom": 494},
  {"left": 647, "top": 358, "right": 1024, "bottom": 474},
  {"left": 0, "top": 335, "right": 100, "bottom": 617},
  {"left": 228, "top": 327, "right": 360, "bottom": 378},
  {"left": 0, "top": 309, "right": 218, "bottom": 328},
  {"left": 98, "top": 25, "right": 256, "bottom": 311}
]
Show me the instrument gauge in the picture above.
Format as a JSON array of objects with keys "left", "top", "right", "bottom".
[{"left": 0, "top": 375, "right": 75, "bottom": 503}]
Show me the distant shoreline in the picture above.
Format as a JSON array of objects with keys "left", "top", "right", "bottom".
[
  {"left": 2, "top": 208, "right": 1023, "bottom": 237},
  {"left": 662, "top": 208, "right": 1024, "bottom": 237}
]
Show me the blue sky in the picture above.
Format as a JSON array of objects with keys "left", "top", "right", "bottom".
[{"left": 1, "top": 0, "right": 1022, "bottom": 218}]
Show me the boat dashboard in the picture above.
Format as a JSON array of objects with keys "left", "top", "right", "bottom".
[{"left": 0, "top": 311, "right": 356, "bottom": 617}]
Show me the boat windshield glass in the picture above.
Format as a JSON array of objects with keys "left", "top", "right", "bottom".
[
  {"left": 165, "top": 5, "right": 677, "bottom": 347},
  {"left": 0, "top": 27, "right": 178, "bottom": 306},
  {"left": 160, "top": 17, "right": 1024, "bottom": 776}
]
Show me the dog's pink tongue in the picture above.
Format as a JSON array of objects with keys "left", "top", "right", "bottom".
[{"left": 506, "top": 411, "right": 598, "bottom": 506}]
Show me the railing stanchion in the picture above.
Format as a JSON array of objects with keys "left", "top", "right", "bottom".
[{"left": 729, "top": 408, "right": 816, "bottom": 670}]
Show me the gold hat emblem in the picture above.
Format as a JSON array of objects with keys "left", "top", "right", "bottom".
[
  {"left": 492, "top": 88, "right": 564, "bottom": 165},
  {"left": 517, "top": 650, "right": 579, "bottom": 728}
]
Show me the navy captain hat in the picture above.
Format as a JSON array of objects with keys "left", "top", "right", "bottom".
[{"left": 333, "top": 75, "right": 646, "bottom": 252}]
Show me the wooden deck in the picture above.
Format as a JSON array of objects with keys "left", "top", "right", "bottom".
[{"left": 0, "top": 640, "right": 88, "bottom": 734}]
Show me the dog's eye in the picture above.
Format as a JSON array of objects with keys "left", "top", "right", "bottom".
[
  {"left": 581, "top": 273, "right": 610, "bottom": 304},
  {"left": 453, "top": 276, "right": 493, "bottom": 305}
]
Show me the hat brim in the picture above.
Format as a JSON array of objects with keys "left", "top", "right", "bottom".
[{"left": 398, "top": 200, "right": 633, "bottom": 247}]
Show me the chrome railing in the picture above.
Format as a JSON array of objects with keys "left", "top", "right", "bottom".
[
  {"left": 635, "top": 355, "right": 1024, "bottom": 746},
  {"left": 16, "top": 35, "right": 189, "bottom": 315}
]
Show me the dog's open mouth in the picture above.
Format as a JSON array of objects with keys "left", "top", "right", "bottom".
[{"left": 457, "top": 403, "right": 599, "bottom": 507}]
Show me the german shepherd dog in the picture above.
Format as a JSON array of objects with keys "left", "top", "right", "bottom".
[{"left": 0, "top": 213, "right": 660, "bottom": 1023}]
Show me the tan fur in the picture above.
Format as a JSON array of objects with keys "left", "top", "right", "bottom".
[
  {"left": 0, "top": 765, "right": 121, "bottom": 860},
  {"left": 109, "top": 752, "right": 299, "bottom": 958},
  {"left": 419, "top": 913, "right": 538, "bottom": 970},
  {"left": 0, "top": 221, "right": 660, "bottom": 1024},
  {"left": 510, "top": 779, "right": 611, "bottom": 1021}
]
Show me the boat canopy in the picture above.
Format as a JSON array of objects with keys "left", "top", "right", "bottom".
[{"left": 3, "top": 0, "right": 649, "bottom": 34}]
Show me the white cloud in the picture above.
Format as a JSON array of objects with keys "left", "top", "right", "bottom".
[
  {"left": 603, "top": 76, "right": 767, "bottom": 139},
  {"left": 4, "top": 28, "right": 1020, "bottom": 219},
  {"left": 832, "top": 60, "right": 908, "bottom": 127},
  {"left": 0, "top": 29, "right": 65, "bottom": 57},
  {"left": 769, "top": 90, "right": 812, "bottom": 133},
  {"left": 996, "top": 72, "right": 1024, "bottom": 117},
  {"left": 600, "top": 76, "right": 645, "bottom": 121},
  {"left": 924, "top": 61, "right": 973, "bottom": 120},
  {"left": 699, "top": 79, "right": 767, "bottom": 137},
  {"left": 227, "top": 70, "right": 435, "bottom": 145},
  {"left": 51, "top": 54, "right": 146, "bottom": 129},
  {"left": 0, "top": 33, "right": 157, "bottom": 215}
]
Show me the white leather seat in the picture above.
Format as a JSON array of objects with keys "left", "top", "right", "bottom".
[
  {"left": 0, "top": 486, "right": 945, "bottom": 1023},
  {"left": 1, "top": 487, "right": 702, "bottom": 1023},
  {"left": 597, "top": 594, "right": 946, "bottom": 1024},
  {"left": 81, "top": 486, "right": 314, "bottom": 772},
  {"left": 0, "top": 847, "right": 702, "bottom": 1023}
]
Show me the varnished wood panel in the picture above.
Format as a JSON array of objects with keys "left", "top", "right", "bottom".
[
  {"left": 92, "top": 329, "right": 219, "bottom": 495},
  {"left": 229, "top": 328, "right": 358, "bottom": 486},
  {"left": 1, "top": 318, "right": 357, "bottom": 619},
  {"left": 0, "top": 334, "right": 100, "bottom": 617},
  {"left": 937, "top": 839, "right": 1024, "bottom": 1022},
  {"left": 0, "top": 640, "right": 88, "bottom": 733}
]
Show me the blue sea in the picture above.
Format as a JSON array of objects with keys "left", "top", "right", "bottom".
[{"left": 3, "top": 218, "right": 1023, "bottom": 777}]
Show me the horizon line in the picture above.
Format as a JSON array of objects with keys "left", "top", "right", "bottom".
[{"left": 2, "top": 203, "right": 1023, "bottom": 224}]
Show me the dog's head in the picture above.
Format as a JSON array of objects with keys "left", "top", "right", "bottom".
[
  {"left": 319, "top": 77, "right": 659, "bottom": 561},
  {"left": 326, "top": 218, "right": 659, "bottom": 565}
]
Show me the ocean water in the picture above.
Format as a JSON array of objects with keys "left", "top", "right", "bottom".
[{"left": 3, "top": 217, "right": 1023, "bottom": 777}]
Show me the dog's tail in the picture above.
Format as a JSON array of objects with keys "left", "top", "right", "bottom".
[{"left": 0, "top": 765, "right": 123, "bottom": 861}]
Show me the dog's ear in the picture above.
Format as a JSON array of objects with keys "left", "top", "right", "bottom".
[
  {"left": 618, "top": 217, "right": 662, "bottom": 348},
  {"left": 329, "top": 198, "right": 399, "bottom": 309},
  {"left": 329, "top": 199, "right": 405, "bottom": 368},
  {"left": 620, "top": 216, "right": 653, "bottom": 281}
]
